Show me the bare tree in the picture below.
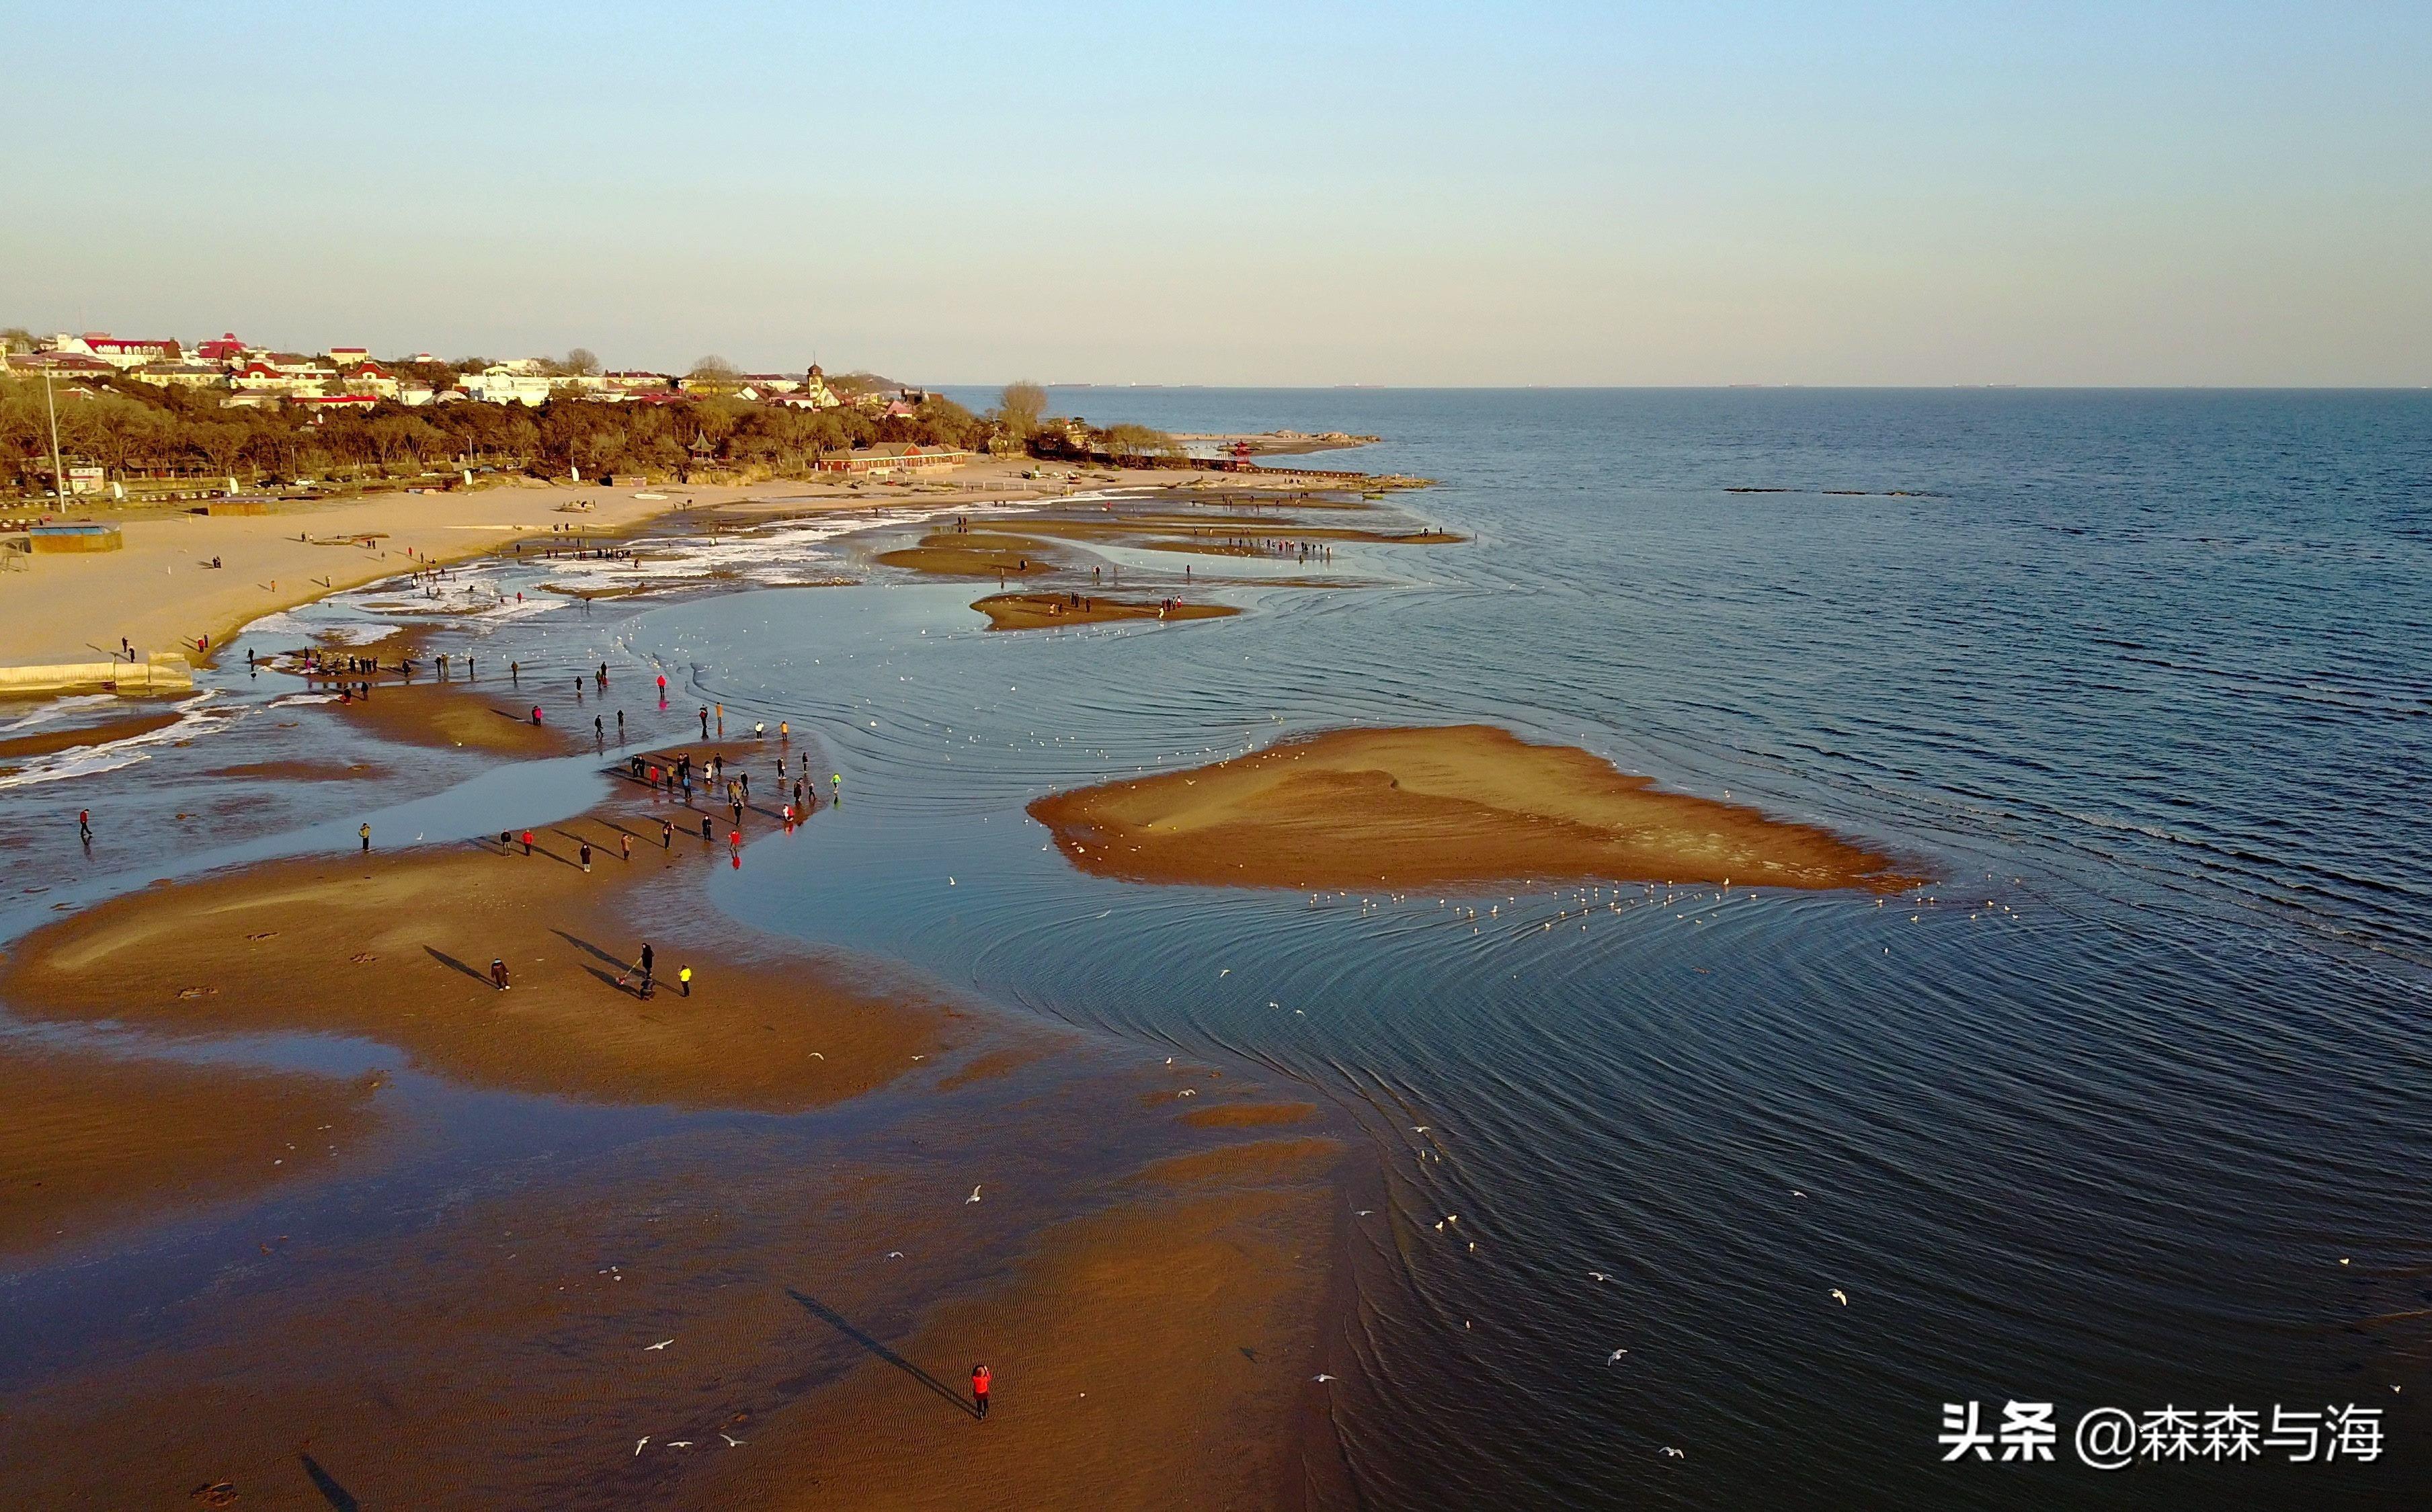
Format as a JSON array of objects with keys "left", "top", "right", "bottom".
[{"left": 999, "top": 380, "right": 1047, "bottom": 428}]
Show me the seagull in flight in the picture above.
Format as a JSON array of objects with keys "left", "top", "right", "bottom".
[
  {"left": 1412, "top": 1126, "right": 1430, "bottom": 1134},
  {"left": 719, "top": 1433, "right": 747, "bottom": 1447},
  {"left": 1313, "top": 1374, "right": 1336, "bottom": 1382},
  {"left": 1588, "top": 1271, "right": 1612, "bottom": 1284},
  {"left": 644, "top": 1339, "right": 674, "bottom": 1351},
  {"left": 634, "top": 1437, "right": 650, "bottom": 1456},
  {"left": 1356, "top": 1209, "right": 1374, "bottom": 1217},
  {"left": 885, "top": 1251, "right": 905, "bottom": 1259},
  {"left": 966, "top": 1185, "right": 983, "bottom": 1204},
  {"left": 667, "top": 1440, "right": 693, "bottom": 1450},
  {"left": 1661, "top": 1445, "right": 1685, "bottom": 1458},
  {"left": 1606, "top": 1349, "right": 1630, "bottom": 1364},
  {"left": 1829, "top": 1289, "right": 1849, "bottom": 1306},
  {"left": 808, "top": 1052, "right": 825, "bottom": 1060}
]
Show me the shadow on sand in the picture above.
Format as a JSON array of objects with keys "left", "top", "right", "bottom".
[{"left": 785, "top": 1289, "right": 977, "bottom": 1419}]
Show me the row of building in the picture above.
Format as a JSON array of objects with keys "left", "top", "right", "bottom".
[{"left": 5, "top": 333, "right": 930, "bottom": 417}]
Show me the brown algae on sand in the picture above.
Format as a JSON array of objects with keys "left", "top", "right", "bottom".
[{"left": 1029, "top": 724, "right": 1917, "bottom": 892}]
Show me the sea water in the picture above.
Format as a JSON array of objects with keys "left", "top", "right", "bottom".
[{"left": 9, "top": 388, "right": 2429, "bottom": 1508}]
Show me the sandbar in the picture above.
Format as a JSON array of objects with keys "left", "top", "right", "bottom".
[
  {"left": 1029, "top": 723, "right": 1916, "bottom": 892},
  {"left": 0, "top": 812, "right": 950, "bottom": 1113},
  {"left": 971, "top": 591, "right": 1238, "bottom": 632},
  {"left": 877, "top": 530, "right": 1065, "bottom": 579}
]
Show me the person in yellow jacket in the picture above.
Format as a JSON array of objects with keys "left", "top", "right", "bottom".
[{"left": 678, "top": 965, "right": 693, "bottom": 998}]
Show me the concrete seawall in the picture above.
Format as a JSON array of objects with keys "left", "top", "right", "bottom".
[{"left": 0, "top": 654, "right": 194, "bottom": 696}]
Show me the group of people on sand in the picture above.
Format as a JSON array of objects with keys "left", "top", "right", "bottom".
[{"left": 625, "top": 746, "right": 832, "bottom": 827}]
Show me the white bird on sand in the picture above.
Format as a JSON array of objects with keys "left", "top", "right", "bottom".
[
  {"left": 645, "top": 1339, "right": 674, "bottom": 1351},
  {"left": 966, "top": 1185, "right": 983, "bottom": 1204},
  {"left": 1829, "top": 1289, "right": 1849, "bottom": 1306},
  {"left": 1661, "top": 1445, "right": 1685, "bottom": 1458},
  {"left": 1313, "top": 1374, "right": 1336, "bottom": 1382},
  {"left": 634, "top": 1437, "right": 650, "bottom": 1456},
  {"left": 719, "top": 1433, "right": 747, "bottom": 1447},
  {"left": 1606, "top": 1349, "right": 1629, "bottom": 1363}
]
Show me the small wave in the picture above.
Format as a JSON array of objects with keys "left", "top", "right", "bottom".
[
  {"left": 0, "top": 691, "right": 228, "bottom": 790},
  {"left": 0, "top": 693, "right": 123, "bottom": 735}
]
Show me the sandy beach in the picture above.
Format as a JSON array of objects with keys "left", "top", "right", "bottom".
[
  {"left": 1028, "top": 724, "right": 1918, "bottom": 892},
  {"left": 0, "top": 702, "right": 1353, "bottom": 1507},
  {"left": 0, "top": 456, "right": 1362, "bottom": 677},
  {"left": 0, "top": 451, "right": 1476, "bottom": 1508},
  {"left": 0, "top": 784, "right": 952, "bottom": 1113}
]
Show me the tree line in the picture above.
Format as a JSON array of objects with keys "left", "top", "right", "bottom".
[{"left": 0, "top": 371, "right": 1178, "bottom": 491}]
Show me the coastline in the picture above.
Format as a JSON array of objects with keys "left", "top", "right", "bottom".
[
  {"left": 0, "top": 453, "right": 1385, "bottom": 682},
  {"left": 0, "top": 444, "right": 1486, "bottom": 1506},
  {"left": 0, "top": 565, "right": 1366, "bottom": 1507}
]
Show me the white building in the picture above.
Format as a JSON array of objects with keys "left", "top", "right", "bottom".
[{"left": 460, "top": 366, "right": 556, "bottom": 405}]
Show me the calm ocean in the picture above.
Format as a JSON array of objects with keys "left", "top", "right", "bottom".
[
  {"left": 7, "top": 388, "right": 2426, "bottom": 1508},
  {"left": 690, "top": 387, "right": 2429, "bottom": 1508}
]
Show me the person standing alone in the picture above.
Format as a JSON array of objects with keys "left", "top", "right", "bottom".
[
  {"left": 359, "top": 823, "right": 371, "bottom": 853},
  {"left": 971, "top": 1363, "right": 991, "bottom": 1420}
]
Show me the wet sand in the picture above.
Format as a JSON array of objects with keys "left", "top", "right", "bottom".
[
  {"left": 203, "top": 758, "right": 391, "bottom": 782},
  {"left": 0, "top": 1045, "right": 382, "bottom": 1258},
  {"left": 0, "top": 1025, "right": 1345, "bottom": 1511},
  {"left": 971, "top": 592, "right": 1240, "bottom": 632},
  {"left": 877, "top": 531, "right": 1065, "bottom": 579},
  {"left": 1030, "top": 723, "right": 1918, "bottom": 892},
  {"left": 333, "top": 677, "right": 583, "bottom": 755},
  {"left": 0, "top": 813, "right": 950, "bottom": 1113},
  {"left": 697, "top": 1177, "right": 1340, "bottom": 1511}
]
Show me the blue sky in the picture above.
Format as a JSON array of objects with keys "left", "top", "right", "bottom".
[{"left": 5, "top": 2, "right": 2426, "bottom": 384}]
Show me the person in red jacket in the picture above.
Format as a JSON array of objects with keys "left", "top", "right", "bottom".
[{"left": 971, "top": 1363, "right": 991, "bottom": 1419}]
